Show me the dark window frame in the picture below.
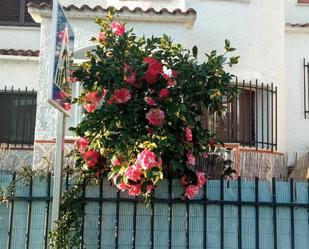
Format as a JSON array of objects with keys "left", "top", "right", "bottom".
[{"left": 0, "top": 88, "right": 37, "bottom": 147}]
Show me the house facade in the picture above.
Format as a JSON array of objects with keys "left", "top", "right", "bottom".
[{"left": 0, "top": 0, "right": 308, "bottom": 177}]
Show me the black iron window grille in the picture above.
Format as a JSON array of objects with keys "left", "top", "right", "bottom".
[
  {"left": 0, "top": 86, "right": 37, "bottom": 147},
  {"left": 202, "top": 79, "right": 278, "bottom": 151},
  {"left": 0, "top": 0, "right": 51, "bottom": 27},
  {"left": 303, "top": 59, "right": 309, "bottom": 119}
]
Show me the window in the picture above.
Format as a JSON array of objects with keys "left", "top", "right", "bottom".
[
  {"left": 0, "top": 0, "right": 51, "bottom": 26},
  {"left": 298, "top": 0, "right": 309, "bottom": 3},
  {"left": 202, "top": 81, "right": 278, "bottom": 151},
  {"left": 0, "top": 88, "right": 37, "bottom": 146}
]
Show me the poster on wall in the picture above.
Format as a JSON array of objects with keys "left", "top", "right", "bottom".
[{"left": 48, "top": 1, "right": 75, "bottom": 116}]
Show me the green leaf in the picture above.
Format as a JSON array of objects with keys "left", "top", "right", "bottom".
[{"left": 192, "top": 45, "right": 198, "bottom": 58}]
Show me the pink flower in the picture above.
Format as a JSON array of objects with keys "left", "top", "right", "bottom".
[
  {"left": 98, "top": 32, "right": 107, "bottom": 43},
  {"left": 111, "top": 22, "right": 125, "bottom": 36},
  {"left": 76, "top": 137, "right": 89, "bottom": 152},
  {"left": 83, "top": 150, "right": 100, "bottom": 168},
  {"left": 186, "top": 152, "right": 196, "bottom": 166},
  {"left": 84, "top": 103, "right": 97, "bottom": 113},
  {"left": 144, "top": 57, "right": 163, "bottom": 84},
  {"left": 128, "top": 184, "right": 142, "bottom": 196},
  {"left": 185, "top": 127, "right": 192, "bottom": 142},
  {"left": 85, "top": 91, "right": 102, "bottom": 103},
  {"left": 146, "top": 184, "right": 154, "bottom": 193},
  {"left": 63, "top": 102, "right": 71, "bottom": 111},
  {"left": 159, "top": 88, "right": 169, "bottom": 98},
  {"left": 145, "top": 97, "right": 156, "bottom": 106},
  {"left": 167, "top": 79, "right": 176, "bottom": 87},
  {"left": 113, "top": 175, "right": 128, "bottom": 191},
  {"left": 196, "top": 171, "right": 207, "bottom": 187},
  {"left": 110, "top": 88, "right": 131, "bottom": 104},
  {"left": 125, "top": 164, "right": 143, "bottom": 182},
  {"left": 124, "top": 64, "right": 137, "bottom": 87},
  {"left": 180, "top": 175, "right": 189, "bottom": 186},
  {"left": 185, "top": 185, "right": 200, "bottom": 200},
  {"left": 69, "top": 77, "right": 78, "bottom": 83},
  {"left": 111, "top": 156, "right": 122, "bottom": 166},
  {"left": 137, "top": 149, "right": 158, "bottom": 170},
  {"left": 146, "top": 108, "right": 165, "bottom": 126}
]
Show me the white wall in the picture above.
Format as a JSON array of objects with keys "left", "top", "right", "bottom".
[
  {"left": 285, "top": 30, "right": 309, "bottom": 152},
  {"left": 0, "top": 26, "right": 40, "bottom": 50},
  {"left": 0, "top": 59, "right": 39, "bottom": 90},
  {"left": 286, "top": 0, "right": 309, "bottom": 23}
]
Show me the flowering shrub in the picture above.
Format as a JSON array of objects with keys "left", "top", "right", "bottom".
[
  {"left": 50, "top": 11, "right": 239, "bottom": 248},
  {"left": 69, "top": 12, "right": 239, "bottom": 201}
]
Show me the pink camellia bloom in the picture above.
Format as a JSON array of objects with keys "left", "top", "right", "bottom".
[
  {"left": 125, "top": 164, "right": 143, "bottom": 182},
  {"left": 196, "top": 171, "right": 207, "bottom": 187},
  {"left": 110, "top": 88, "right": 131, "bottom": 104},
  {"left": 185, "top": 185, "right": 200, "bottom": 200},
  {"left": 185, "top": 127, "right": 192, "bottom": 142},
  {"left": 128, "top": 184, "right": 142, "bottom": 196},
  {"left": 85, "top": 91, "right": 101, "bottom": 103},
  {"left": 83, "top": 150, "right": 100, "bottom": 168},
  {"left": 180, "top": 175, "right": 189, "bottom": 186},
  {"left": 137, "top": 149, "right": 158, "bottom": 170},
  {"left": 111, "top": 156, "right": 122, "bottom": 166},
  {"left": 76, "top": 137, "right": 89, "bottom": 152},
  {"left": 159, "top": 88, "right": 170, "bottom": 98},
  {"left": 124, "top": 72, "right": 137, "bottom": 86},
  {"left": 98, "top": 31, "right": 107, "bottom": 43},
  {"left": 146, "top": 108, "right": 165, "bottom": 126},
  {"left": 145, "top": 97, "right": 156, "bottom": 106},
  {"left": 167, "top": 79, "right": 176, "bottom": 87},
  {"left": 144, "top": 57, "right": 163, "bottom": 84},
  {"left": 113, "top": 175, "right": 128, "bottom": 192},
  {"left": 186, "top": 152, "right": 196, "bottom": 166},
  {"left": 111, "top": 22, "right": 125, "bottom": 36},
  {"left": 83, "top": 103, "right": 97, "bottom": 113}
]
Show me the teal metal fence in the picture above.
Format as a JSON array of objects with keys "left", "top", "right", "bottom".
[{"left": 0, "top": 171, "right": 308, "bottom": 249}]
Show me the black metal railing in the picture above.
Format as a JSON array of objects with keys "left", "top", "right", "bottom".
[
  {"left": 0, "top": 86, "right": 37, "bottom": 147},
  {"left": 202, "top": 79, "right": 278, "bottom": 151},
  {"left": 0, "top": 171, "right": 308, "bottom": 249},
  {"left": 303, "top": 59, "right": 309, "bottom": 119}
]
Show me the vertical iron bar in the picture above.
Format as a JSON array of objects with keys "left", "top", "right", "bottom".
[
  {"left": 249, "top": 81, "right": 252, "bottom": 147},
  {"left": 19, "top": 0, "right": 26, "bottom": 24},
  {"left": 266, "top": 84, "right": 269, "bottom": 149},
  {"left": 272, "top": 178, "right": 277, "bottom": 249},
  {"left": 261, "top": 83, "right": 264, "bottom": 149},
  {"left": 168, "top": 178, "right": 172, "bottom": 249},
  {"left": 307, "top": 62, "right": 309, "bottom": 118},
  {"left": 185, "top": 202, "right": 189, "bottom": 249},
  {"left": 235, "top": 78, "right": 239, "bottom": 142},
  {"left": 227, "top": 80, "right": 231, "bottom": 141},
  {"left": 30, "top": 90, "right": 36, "bottom": 145},
  {"left": 9, "top": 86, "right": 14, "bottom": 148},
  {"left": 290, "top": 179, "right": 295, "bottom": 249},
  {"left": 275, "top": 87, "right": 278, "bottom": 150},
  {"left": 255, "top": 177, "right": 259, "bottom": 249},
  {"left": 271, "top": 83, "right": 274, "bottom": 151},
  {"left": 115, "top": 191, "right": 120, "bottom": 249},
  {"left": 220, "top": 177, "right": 224, "bottom": 249},
  {"left": 304, "top": 59, "right": 307, "bottom": 119},
  {"left": 6, "top": 172, "right": 16, "bottom": 249},
  {"left": 25, "top": 176, "right": 33, "bottom": 249},
  {"left": 132, "top": 198, "right": 137, "bottom": 249},
  {"left": 21, "top": 87, "right": 27, "bottom": 148},
  {"left": 242, "top": 80, "right": 245, "bottom": 146},
  {"left": 203, "top": 182, "right": 207, "bottom": 249},
  {"left": 255, "top": 80, "right": 258, "bottom": 150},
  {"left": 97, "top": 178, "right": 103, "bottom": 249},
  {"left": 14, "top": 88, "right": 21, "bottom": 146},
  {"left": 238, "top": 177, "right": 242, "bottom": 249},
  {"left": 43, "top": 172, "right": 51, "bottom": 249},
  {"left": 150, "top": 201, "right": 154, "bottom": 249}
]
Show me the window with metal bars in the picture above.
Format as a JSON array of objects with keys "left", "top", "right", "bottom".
[
  {"left": 0, "top": 0, "right": 51, "bottom": 26},
  {"left": 202, "top": 80, "right": 278, "bottom": 151},
  {"left": 0, "top": 87, "right": 37, "bottom": 147}
]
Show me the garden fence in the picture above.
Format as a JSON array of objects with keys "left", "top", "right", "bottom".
[{"left": 0, "top": 171, "right": 308, "bottom": 249}]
